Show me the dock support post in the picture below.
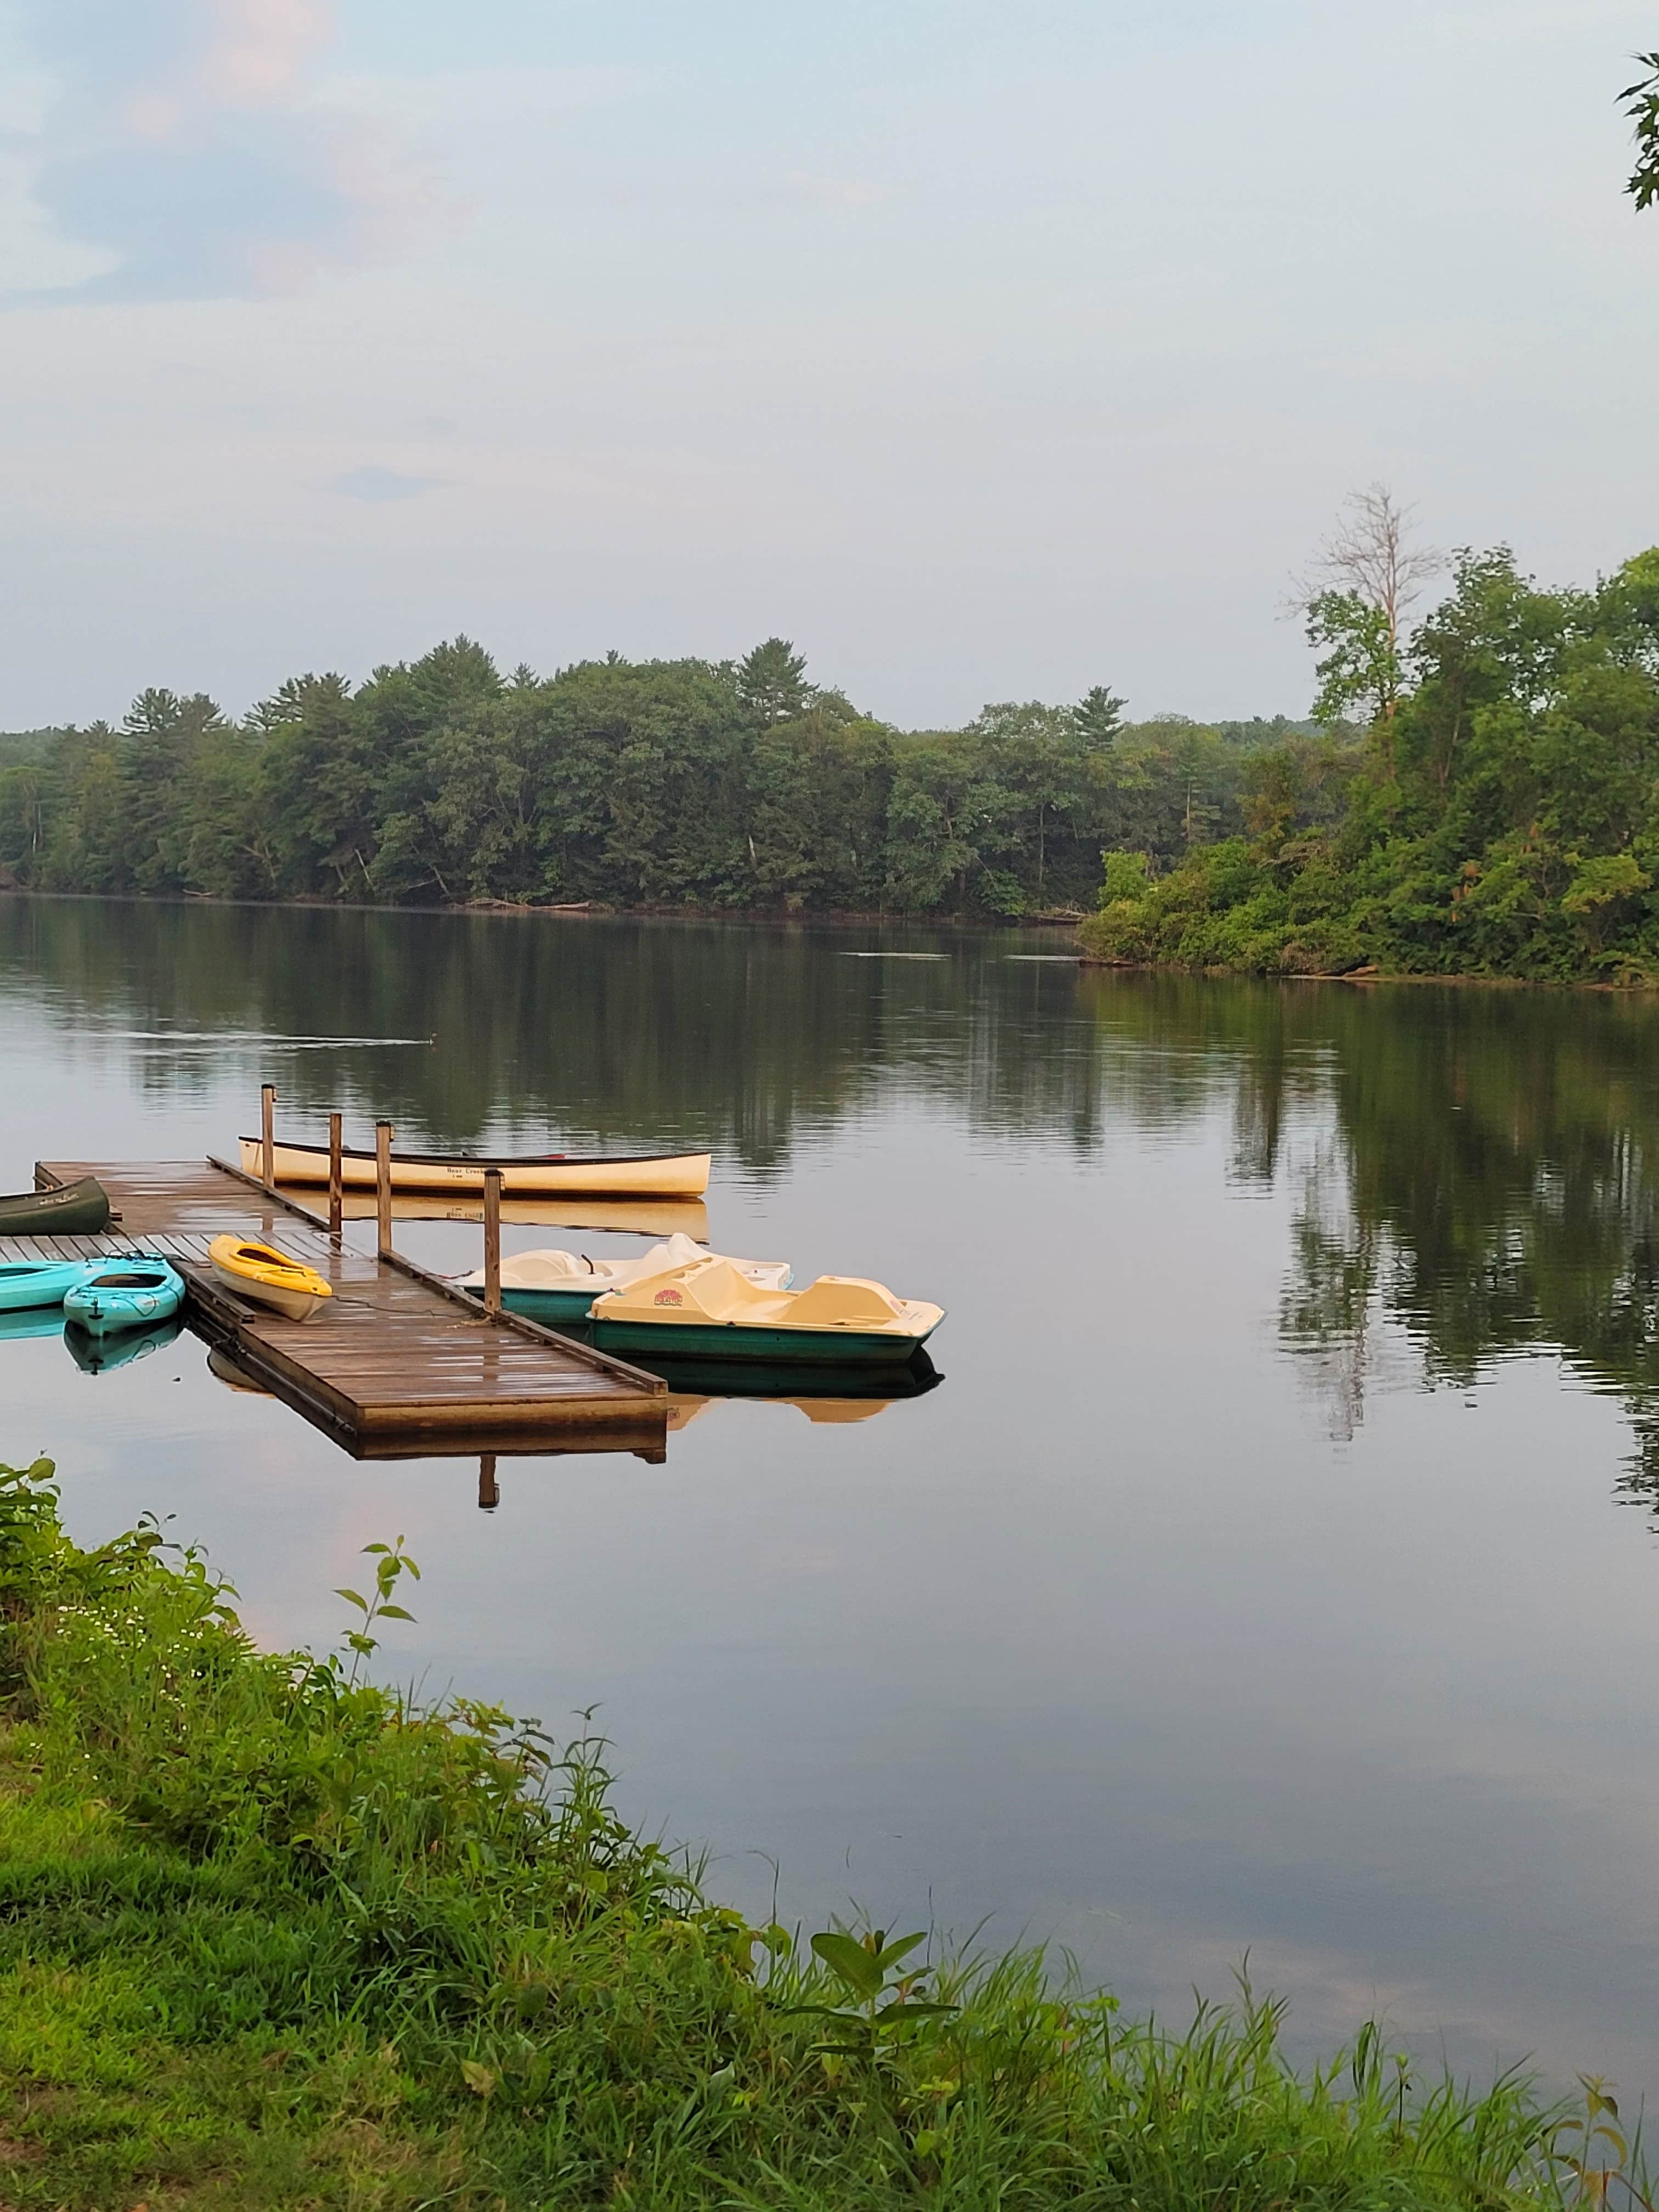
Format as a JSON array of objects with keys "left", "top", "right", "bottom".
[
  {"left": 483, "top": 1169, "right": 503, "bottom": 1317},
  {"left": 478, "top": 1453, "right": 499, "bottom": 1510},
  {"left": 260, "top": 1085, "right": 275, "bottom": 1189},
  {"left": 375, "top": 1120, "right": 393, "bottom": 1257},
  {"left": 328, "top": 1113, "right": 343, "bottom": 1243}
]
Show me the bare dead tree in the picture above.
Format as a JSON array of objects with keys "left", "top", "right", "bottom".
[
  {"left": 1289, "top": 483, "right": 1443, "bottom": 656},
  {"left": 1284, "top": 486, "right": 1445, "bottom": 743}
]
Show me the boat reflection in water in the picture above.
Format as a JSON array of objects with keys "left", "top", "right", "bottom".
[
  {"left": 278, "top": 1186, "right": 710, "bottom": 1243},
  {"left": 0, "top": 1307, "right": 67, "bottom": 1344},
  {"left": 654, "top": 1347, "right": 944, "bottom": 1430},
  {"left": 668, "top": 1390, "right": 927, "bottom": 1432},
  {"left": 206, "top": 1346, "right": 272, "bottom": 1395},
  {"left": 64, "top": 1312, "right": 184, "bottom": 1376}
]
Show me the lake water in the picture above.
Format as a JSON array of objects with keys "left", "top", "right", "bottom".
[{"left": 5, "top": 896, "right": 1659, "bottom": 2100}]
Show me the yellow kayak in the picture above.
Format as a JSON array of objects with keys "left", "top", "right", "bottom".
[{"left": 208, "top": 1235, "right": 334, "bottom": 1322}]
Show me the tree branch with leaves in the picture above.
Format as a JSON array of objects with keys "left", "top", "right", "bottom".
[{"left": 1624, "top": 51, "right": 1659, "bottom": 208}]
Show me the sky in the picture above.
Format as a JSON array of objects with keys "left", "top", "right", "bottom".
[{"left": 1, "top": 0, "right": 1656, "bottom": 730}]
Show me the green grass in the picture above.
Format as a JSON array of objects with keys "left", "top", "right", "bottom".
[{"left": 0, "top": 1455, "right": 1634, "bottom": 2210}]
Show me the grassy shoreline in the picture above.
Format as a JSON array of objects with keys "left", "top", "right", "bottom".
[
  {"left": 0, "top": 1455, "right": 1626, "bottom": 2208},
  {"left": 1075, "top": 955, "right": 1659, "bottom": 993}
]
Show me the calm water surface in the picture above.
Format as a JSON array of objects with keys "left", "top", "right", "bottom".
[{"left": 5, "top": 898, "right": 1659, "bottom": 2097}]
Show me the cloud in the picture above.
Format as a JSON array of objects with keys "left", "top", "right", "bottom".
[
  {"left": 3, "top": 0, "right": 438, "bottom": 303},
  {"left": 332, "top": 466, "right": 438, "bottom": 502},
  {"left": 318, "top": 63, "right": 647, "bottom": 131},
  {"left": 199, "top": 0, "right": 330, "bottom": 103},
  {"left": 781, "top": 171, "right": 888, "bottom": 211}
]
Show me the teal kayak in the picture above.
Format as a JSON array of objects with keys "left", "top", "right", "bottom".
[
  {"left": 63, "top": 1255, "right": 185, "bottom": 1338},
  {"left": 0, "top": 1259, "right": 100, "bottom": 1313}
]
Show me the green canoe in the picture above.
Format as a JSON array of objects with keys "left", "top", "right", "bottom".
[{"left": 0, "top": 1176, "right": 112, "bottom": 1236}]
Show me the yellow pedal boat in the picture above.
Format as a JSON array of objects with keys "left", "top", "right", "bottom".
[
  {"left": 588, "top": 1257, "right": 943, "bottom": 1365},
  {"left": 208, "top": 1235, "right": 334, "bottom": 1322}
]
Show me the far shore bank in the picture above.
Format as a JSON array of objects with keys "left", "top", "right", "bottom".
[
  {"left": 12, "top": 885, "right": 1656, "bottom": 991},
  {"left": 0, "top": 883, "right": 1085, "bottom": 932}
]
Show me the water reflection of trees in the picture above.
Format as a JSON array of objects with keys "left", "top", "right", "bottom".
[
  {"left": 3, "top": 900, "right": 1122, "bottom": 1169},
  {"left": 1250, "top": 984, "right": 1659, "bottom": 1507},
  {"left": 13, "top": 901, "right": 1659, "bottom": 1499}
]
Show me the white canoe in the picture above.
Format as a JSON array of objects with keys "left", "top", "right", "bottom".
[{"left": 240, "top": 1137, "right": 711, "bottom": 1198}]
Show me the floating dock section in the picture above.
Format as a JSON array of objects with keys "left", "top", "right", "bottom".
[{"left": 12, "top": 1160, "right": 668, "bottom": 1462}]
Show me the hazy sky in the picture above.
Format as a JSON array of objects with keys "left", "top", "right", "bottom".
[{"left": 2, "top": 0, "right": 1656, "bottom": 729}]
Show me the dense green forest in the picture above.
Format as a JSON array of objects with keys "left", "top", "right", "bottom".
[
  {"left": 1081, "top": 545, "right": 1659, "bottom": 982},
  {"left": 0, "top": 639, "right": 1317, "bottom": 917}
]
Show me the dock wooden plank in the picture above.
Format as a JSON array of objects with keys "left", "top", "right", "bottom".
[{"left": 24, "top": 1158, "right": 668, "bottom": 1463}]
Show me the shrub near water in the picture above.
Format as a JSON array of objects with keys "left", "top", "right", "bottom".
[
  {"left": 0, "top": 1456, "right": 1617, "bottom": 2208},
  {"left": 1082, "top": 548, "right": 1659, "bottom": 981},
  {"left": 1080, "top": 838, "right": 1370, "bottom": 977}
]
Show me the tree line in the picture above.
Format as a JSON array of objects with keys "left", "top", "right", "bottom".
[
  {"left": 1081, "top": 536, "right": 1659, "bottom": 982},
  {"left": 0, "top": 638, "right": 1318, "bottom": 917},
  {"left": 10, "top": 523, "right": 1658, "bottom": 977}
]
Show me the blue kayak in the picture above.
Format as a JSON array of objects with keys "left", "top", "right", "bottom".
[
  {"left": 63, "top": 1255, "right": 185, "bottom": 1338},
  {"left": 0, "top": 1259, "right": 100, "bottom": 1313}
]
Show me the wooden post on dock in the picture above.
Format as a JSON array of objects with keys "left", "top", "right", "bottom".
[
  {"left": 328, "top": 1113, "right": 343, "bottom": 1243},
  {"left": 478, "top": 1453, "right": 499, "bottom": 1510},
  {"left": 483, "top": 1169, "right": 503, "bottom": 1317},
  {"left": 375, "top": 1120, "right": 393, "bottom": 1257},
  {"left": 260, "top": 1085, "right": 275, "bottom": 1189}
]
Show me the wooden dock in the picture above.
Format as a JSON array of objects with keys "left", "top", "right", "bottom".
[{"left": 12, "top": 1160, "right": 669, "bottom": 1463}]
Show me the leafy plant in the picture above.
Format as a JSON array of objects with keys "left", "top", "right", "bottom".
[
  {"left": 1560, "top": 2076, "right": 1654, "bottom": 2210},
  {"left": 334, "top": 1535, "right": 420, "bottom": 1683},
  {"left": 790, "top": 1926, "right": 956, "bottom": 2063}
]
